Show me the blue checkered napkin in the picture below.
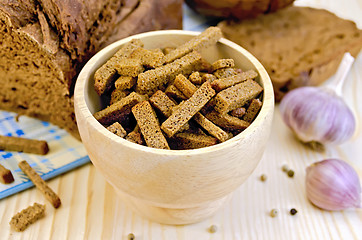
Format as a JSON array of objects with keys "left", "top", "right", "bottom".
[{"left": 0, "top": 110, "right": 89, "bottom": 199}]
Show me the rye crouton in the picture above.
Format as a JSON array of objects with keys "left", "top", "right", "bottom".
[
  {"left": 211, "top": 70, "right": 258, "bottom": 91},
  {"left": 0, "top": 135, "right": 49, "bottom": 155},
  {"left": 18, "top": 160, "right": 61, "bottom": 208},
  {"left": 173, "top": 74, "right": 198, "bottom": 98},
  {"left": 213, "top": 67, "right": 239, "bottom": 79},
  {"left": 201, "top": 73, "right": 217, "bottom": 82},
  {"left": 106, "top": 122, "right": 127, "bottom": 138},
  {"left": 171, "top": 132, "right": 218, "bottom": 149},
  {"left": 165, "top": 84, "right": 188, "bottom": 101},
  {"left": 94, "top": 39, "right": 143, "bottom": 95},
  {"left": 125, "top": 125, "right": 145, "bottom": 145},
  {"left": 189, "top": 71, "right": 203, "bottom": 85},
  {"left": 243, "top": 98, "right": 263, "bottom": 122},
  {"left": 214, "top": 79, "right": 263, "bottom": 113},
  {"left": 114, "top": 76, "right": 137, "bottom": 90},
  {"left": 109, "top": 88, "right": 130, "bottom": 105},
  {"left": 136, "top": 51, "right": 203, "bottom": 96},
  {"left": 130, "top": 47, "right": 165, "bottom": 68},
  {"left": 9, "top": 203, "right": 45, "bottom": 232},
  {"left": 164, "top": 26, "right": 222, "bottom": 63},
  {"left": 193, "top": 112, "right": 229, "bottom": 142},
  {"left": 161, "top": 81, "right": 215, "bottom": 137},
  {"left": 114, "top": 58, "right": 144, "bottom": 77},
  {"left": 93, "top": 92, "right": 146, "bottom": 125},
  {"left": 132, "top": 101, "right": 170, "bottom": 149},
  {"left": 205, "top": 110, "right": 250, "bottom": 131},
  {"left": 0, "top": 163, "right": 14, "bottom": 184},
  {"left": 149, "top": 90, "right": 177, "bottom": 118},
  {"left": 211, "top": 59, "right": 235, "bottom": 71}
]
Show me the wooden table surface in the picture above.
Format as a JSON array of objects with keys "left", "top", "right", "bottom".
[{"left": 1, "top": 1, "right": 362, "bottom": 239}]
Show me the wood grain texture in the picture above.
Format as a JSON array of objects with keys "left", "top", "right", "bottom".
[{"left": 0, "top": 1, "right": 361, "bottom": 239}]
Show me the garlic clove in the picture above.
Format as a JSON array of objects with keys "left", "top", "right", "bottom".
[
  {"left": 306, "top": 159, "right": 361, "bottom": 211},
  {"left": 279, "top": 86, "right": 356, "bottom": 146}
]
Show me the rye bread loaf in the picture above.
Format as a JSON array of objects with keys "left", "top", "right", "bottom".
[
  {"left": 0, "top": 0, "right": 182, "bottom": 139},
  {"left": 218, "top": 6, "right": 362, "bottom": 101}
]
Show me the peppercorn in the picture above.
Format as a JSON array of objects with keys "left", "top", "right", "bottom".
[
  {"left": 269, "top": 209, "right": 278, "bottom": 218},
  {"left": 287, "top": 169, "right": 295, "bottom": 178},
  {"left": 290, "top": 208, "right": 298, "bottom": 215},
  {"left": 260, "top": 174, "right": 267, "bottom": 182},
  {"left": 208, "top": 224, "right": 218, "bottom": 233},
  {"left": 282, "top": 164, "right": 289, "bottom": 172}
]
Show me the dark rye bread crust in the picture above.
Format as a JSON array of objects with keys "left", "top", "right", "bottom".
[
  {"left": 0, "top": 0, "right": 182, "bottom": 139},
  {"left": 218, "top": 6, "right": 362, "bottom": 101}
]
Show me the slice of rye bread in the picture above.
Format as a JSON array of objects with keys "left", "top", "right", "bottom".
[
  {"left": 0, "top": 0, "right": 183, "bottom": 139},
  {"left": 218, "top": 6, "right": 362, "bottom": 101}
]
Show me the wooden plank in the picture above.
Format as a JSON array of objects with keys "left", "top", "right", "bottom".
[{"left": 0, "top": 1, "right": 361, "bottom": 239}]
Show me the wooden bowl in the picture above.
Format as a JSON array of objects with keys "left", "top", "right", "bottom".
[{"left": 74, "top": 30, "right": 274, "bottom": 225}]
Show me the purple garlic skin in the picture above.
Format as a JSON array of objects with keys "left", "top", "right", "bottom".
[
  {"left": 306, "top": 159, "right": 361, "bottom": 211},
  {"left": 280, "top": 87, "right": 356, "bottom": 145}
]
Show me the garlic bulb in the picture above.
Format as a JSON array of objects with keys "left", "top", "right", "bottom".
[
  {"left": 279, "top": 86, "right": 356, "bottom": 145},
  {"left": 306, "top": 159, "right": 361, "bottom": 211},
  {"left": 280, "top": 52, "right": 356, "bottom": 147}
]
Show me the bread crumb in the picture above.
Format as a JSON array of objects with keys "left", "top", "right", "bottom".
[{"left": 9, "top": 203, "right": 45, "bottom": 232}]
